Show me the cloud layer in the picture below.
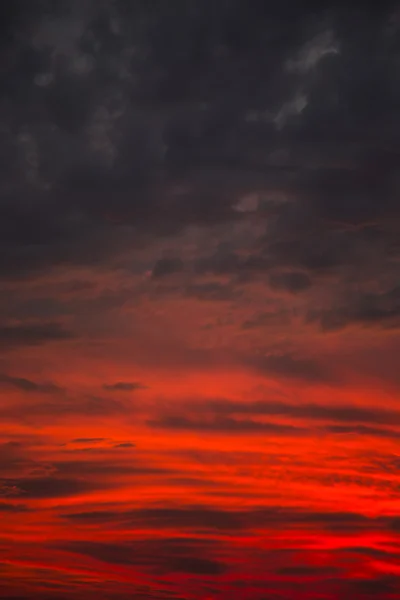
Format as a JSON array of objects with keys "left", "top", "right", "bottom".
[{"left": 1, "top": 1, "right": 400, "bottom": 599}]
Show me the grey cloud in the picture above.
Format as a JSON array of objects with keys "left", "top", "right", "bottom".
[
  {"left": 269, "top": 271, "right": 312, "bottom": 293},
  {"left": 295, "top": 162, "right": 399, "bottom": 227},
  {"left": 184, "top": 282, "right": 237, "bottom": 302},
  {"left": 152, "top": 280, "right": 238, "bottom": 302},
  {"left": 152, "top": 258, "right": 184, "bottom": 279},
  {"left": 2, "top": 0, "right": 397, "bottom": 290},
  {"left": 194, "top": 249, "right": 274, "bottom": 280}
]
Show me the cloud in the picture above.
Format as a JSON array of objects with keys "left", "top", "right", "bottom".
[
  {"left": 53, "top": 458, "right": 171, "bottom": 478},
  {"left": 59, "top": 537, "right": 226, "bottom": 575},
  {"left": 0, "top": 501, "right": 29, "bottom": 512},
  {"left": 147, "top": 415, "right": 305, "bottom": 436},
  {"left": 325, "top": 424, "right": 400, "bottom": 440},
  {"left": 61, "top": 505, "right": 394, "bottom": 535},
  {"left": 151, "top": 258, "right": 184, "bottom": 279},
  {"left": 113, "top": 443, "right": 135, "bottom": 449},
  {"left": 277, "top": 564, "right": 341, "bottom": 577},
  {"left": 0, "top": 393, "right": 132, "bottom": 423},
  {"left": 71, "top": 438, "right": 108, "bottom": 444},
  {"left": 344, "top": 575, "right": 400, "bottom": 597},
  {"left": 0, "top": 322, "right": 74, "bottom": 349},
  {"left": 308, "top": 286, "right": 400, "bottom": 331},
  {"left": 166, "top": 556, "right": 226, "bottom": 575},
  {"left": 0, "top": 373, "right": 63, "bottom": 394},
  {"left": 62, "top": 506, "right": 243, "bottom": 531},
  {"left": 204, "top": 398, "right": 400, "bottom": 427},
  {"left": 1, "top": 3, "right": 400, "bottom": 597},
  {"left": 147, "top": 397, "right": 400, "bottom": 440},
  {"left": 247, "top": 352, "right": 333, "bottom": 383},
  {"left": 184, "top": 282, "right": 237, "bottom": 302},
  {"left": 268, "top": 271, "right": 312, "bottom": 293},
  {"left": 103, "top": 381, "right": 146, "bottom": 392},
  {"left": 0, "top": 0, "right": 395, "bottom": 291},
  {"left": 3, "top": 476, "right": 98, "bottom": 499}
]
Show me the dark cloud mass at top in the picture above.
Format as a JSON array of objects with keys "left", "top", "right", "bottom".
[{"left": 0, "top": 0, "right": 398, "bottom": 313}]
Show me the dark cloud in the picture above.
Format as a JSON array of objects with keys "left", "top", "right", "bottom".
[
  {"left": 71, "top": 438, "right": 108, "bottom": 444},
  {"left": 3, "top": 476, "right": 98, "bottom": 499},
  {"left": 61, "top": 504, "right": 396, "bottom": 536},
  {"left": 344, "top": 575, "right": 400, "bottom": 598},
  {"left": 54, "top": 459, "right": 171, "bottom": 478},
  {"left": 325, "top": 424, "right": 400, "bottom": 440},
  {"left": 0, "top": 0, "right": 397, "bottom": 291},
  {"left": 344, "top": 546, "right": 400, "bottom": 560},
  {"left": 59, "top": 537, "right": 226, "bottom": 575},
  {"left": 61, "top": 509, "right": 128, "bottom": 524},
  {"left": 242, "top": 310, "right": 291, "bottom": 329},
  {"left": 0, "top": 501, "right": 29, "bottom": 512},
  {"left": 113, "top": 442, "right": 135, "bottom": 448},
  {"left": 0, "top": 322, "right": 74, "bottom": 349},
  {"left": 295, "top": 161, "right": 399, "bottom": 226},
  {"left": 147, "top": 415, "right": 305, "bottom": 436},
  {"left": 277, "top": 564, "right": 341, "bottom": 577},
  {"left": 184, "top": 282, "right": 237, "bottom": 302},
  {"left": 62, "top": 506, "right": 243, "bottom": 531},
  {"left": 0, "top": 394, "right": 129, "bottom": 421},
  {"left": 0, "top": 373, "right": 63, "bottom": 394},
  {"left": 153, "top": 280, "right": 238, "bottom": 302},
  {"left": 152, "top": 258, "right": 184, "bottom": 279},
  {"left": 166, "top": 556, "right": 226, "bottom": 575},
  {"left": 103, "top": 381, "right": 146, "bottom": 392},
  {"left": 268, "top": 271, "right": 312, "bottom": 293},
  {"left": 147, "top": 399, "right": 400, "bottom": 439},
  {"left": 205, "top": 398, "right": 400, "bottom": 426},
  {"left": 308, "top": 286, "right": 400, "bottom": 331},
  {"left": 132, "top": 507, "right": 244, "bottom": 531},
  {"left": 248, "top": 352, "right": 333, "bottom": 383}
]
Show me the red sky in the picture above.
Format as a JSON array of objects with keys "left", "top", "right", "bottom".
[
  {"left": 1, "top": 2, "right": 400, "bottom": 599},
  {"left": 1, "top": 243, "right": 399, "bottom": 600}
]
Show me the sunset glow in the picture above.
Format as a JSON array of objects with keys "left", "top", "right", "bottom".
[{"left": 1, "top": 2, "right": 400, "bottom": 599}]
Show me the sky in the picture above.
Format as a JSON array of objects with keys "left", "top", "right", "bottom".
[{"left": 1, "top": 1, "right": 400, "bottom": 599}]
